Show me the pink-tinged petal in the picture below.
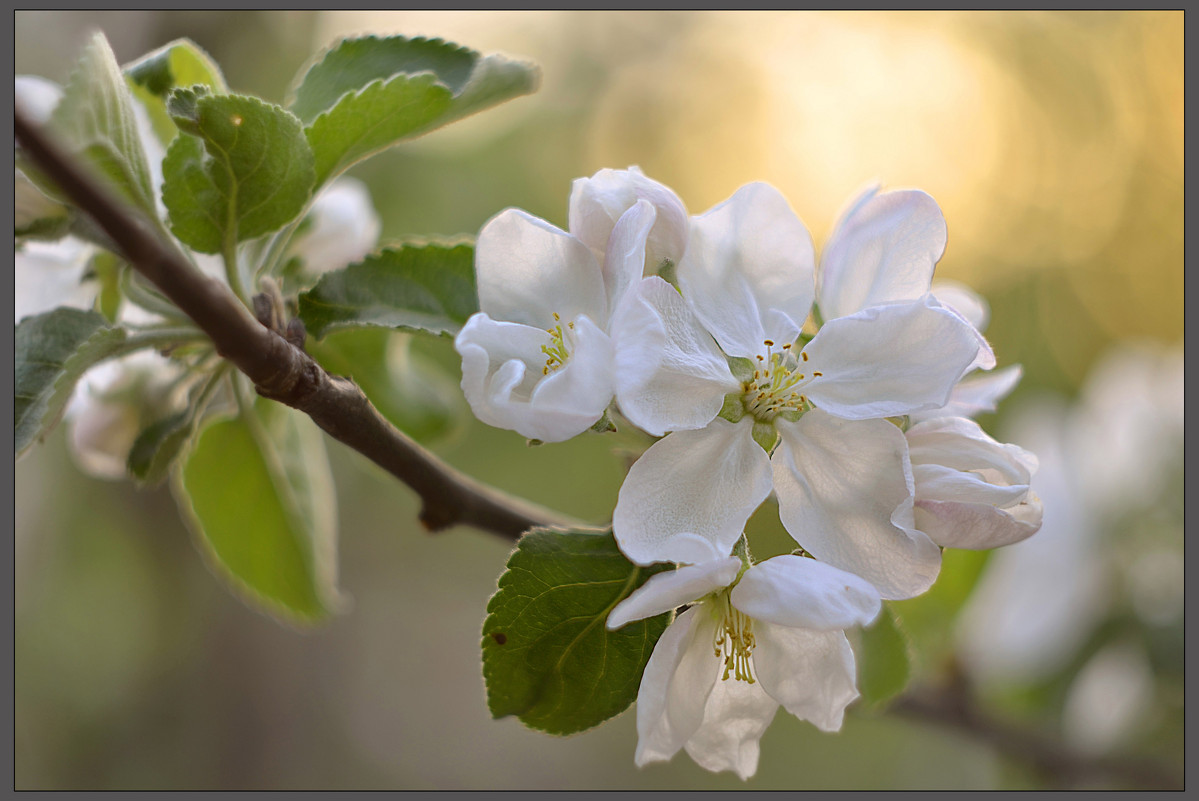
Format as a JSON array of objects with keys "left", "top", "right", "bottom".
[
  {"left": 682, "top": 669, "right": 778, "bottom": 780},
  {"left": 730, "top": 555, "right": 881, "bottom": 631},
  {"left": 601, "top": 200, "right": 657, "bottom": 317},
  {"left": 752, "top": 624, "right": 858, "bottom": 732},
  {"left": 635, "top": 607, "right": 721, "bottom": 768},
  {"left": 611, "top": 276, "right": 739, "bottom": 436},
  {"left": 817, "top": 186, "right": 946, "bottom": 320},
  {"left": 608, "top": 555, "right": 741, "bottom": 630},
  {"left": 455, "top": 313, "right": 607, "bottom": 442},
  {"left": 773, "top": 412, "right": 941, "bottom": 600},
  {"left": 931, "top": 279, "right": 989, "bottom": 332},
  {"left": 614, "top": 419, "right": 773, "bottom": 566},
  {"left": 569, "top": 166, "right": 689, "bottom": 272},
  {"left": 915, "top": 492, "right": 1043, "bottom": 549},
  {"left": 678, "top": 182, "right": 815, "bottom": 357},
  {"left": 907, "top": 416, "right": 1036, "bottom": 497},
  {"left": 910, "top": 364, "right": 1023, "bottom": 423},
  {"left": 801, "top": 295, "right": 979, "bottom": 419},
  {"left": 475, "top": 208, "right": 607, "bottom": 328}
]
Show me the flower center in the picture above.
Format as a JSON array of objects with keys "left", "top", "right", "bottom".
[
  {"left": 712, "top": 594, "right": 757, "bottom": 684},
  {"left": 541, "top": 312, "right": 576, "bottom": 375},
  {"left": 741, "top": 339, "right": 819, "bottom": 422}
]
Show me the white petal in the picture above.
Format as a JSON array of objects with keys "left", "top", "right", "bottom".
[
  {"left": 601, "top": 200, "right": 656, "bottom": 316},
  {"left": 15, "top": 75, "right": 63, "bottom": 124},
  {"left": 802, "top": 295, "right": 980, "bottom": 419},
  {"left": 568, "top": 166, "right": 689, "bottom": 272},
  {"left": 14, "top": 238, "right": 95, "bottom": 323},
  {"left": 607, "top": 555, "right": 741, "bottom": 630},
  {"left": 611, "top": 276, "right": 739, "bottom": 436},
  {"left": 931, "top": 279, "right": 989, "bottom": 332},
  {"left": 682, "top": 669, "right": 778, "bottom": 780},
  {"left": 915, "top": 492, "right": 1042, "bottom": 549},
  {"left": 730, "top": 555, "right": 881, "bottom": 631},
  {"left": 613, "top": 419, "right": 773, "bottom": 566},
  {"left": 912, "top": 463, "right": 1030, "bottom": 507},
  {"left": 455, "top": 313, "right": 607, "bottom": 442},
  {"left": 529, "top": 315, "right": 614, "bottom": 418},
  {"left": 817, "top": 186, "right": 946, "bottom": 320},
  {"left": 907, "top": 416, "right": 1036, "bottom": 498},
  {"left": 475, "top": 208, "right": 607, "bottom": 328},
  {"left": 931, "top": 293, "right": 996, "bottom": 372},
  {"left": 293, "top": 177, "right": 380, "bottom": 275},
  {"left": 910, "top": 364, "right": 1023, "bottom": 423},
  {"left": 752, "top": 624, "right": 859, "bottom": 732},
  {"left": 635, "top": 607, "right": 721, "bottom": 769},
  {"left": 678, "top": 182, "right": 815, "bottom": 358},
  {"left": 773, "top": 412, "right": 941, "bottom": 600}
]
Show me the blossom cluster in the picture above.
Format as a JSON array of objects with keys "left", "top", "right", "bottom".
[{"left": 455, "top": 167, "right": 1042, "bottom": 779}]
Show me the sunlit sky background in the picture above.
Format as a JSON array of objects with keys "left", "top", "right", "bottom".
[{"left": 14, "top": 10, "right": 1183, "bottom": 790}]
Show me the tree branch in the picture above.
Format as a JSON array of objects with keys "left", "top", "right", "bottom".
[{"left": 14, "top": 104, "right": 578, "bottom": 541}]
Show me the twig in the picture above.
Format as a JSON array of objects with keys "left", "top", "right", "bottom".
[
  {"left": 890, "top": 679, "right": 1183, "bottom": 790},
  {"left": 14, "top": 105, "right": 578, "bottom": 541}
]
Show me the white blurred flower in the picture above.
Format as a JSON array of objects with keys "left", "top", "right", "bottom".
[
  {"left": 15, "top": 238, "right": 97, "bottom": 323},
  {"left": 612, "top": 182, "right": 982, "bottom": 600},
  {"left": 607, "top": 536, "right": 879, "bottom": 780},
  {"left": 957, "top": 341, "right": 1183, "bottom": 683},
  {"left": 64, "top": 349, "right": 187, "bottom": 480},
  {"left": 1062, "top": 640, "right": 1155, "bottom": 756},
  {"left": 290, "top": 177, "right": 381, "bottom": 275}
]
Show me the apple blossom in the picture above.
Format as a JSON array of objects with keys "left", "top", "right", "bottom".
[
  {"left": 455, "top": 176, "right": 662, "bottom": 442},
  {"left": 612, "top": 182, "right": 983, "bottom": 599},
  {"left": 606, "top": 535, "right": 880, "bottom": 780},
  {"left": 289, "top": 177, "right": 381, "bottom": 276}
]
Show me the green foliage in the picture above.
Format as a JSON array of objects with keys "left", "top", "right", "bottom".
[
  {"left": 125, "top": 38, "right": 228, "bottom": 146},
  {"left": 856, "top": 603, "right": 913, "bottom": 709},
  {"left": 288, "top": 35, "right": 541, "bottom": 184},
  {"left": 174, "top": 402, "right": 343, "bottom": 625},
  {"left": 891, "top": 549, "right": 991, "bottom": 672},
  {"left": 14, "top": 308, "right": 127, "bottom": 459},
  {"left": 46, "top": 31, "right": 158, "bottom": 218},
  {"left": 482, "top": 528, "right": 674, "bottom": 735},
  {"left": 127, "top": 410, "right": 195, "bottom": 486},
  {"left": 298, "top": 240, "right": 478, "bottom": 339},
  {"left": 162, "top": 90, "right": 315, "bottom": 253},
  {"left": 307, "top": 328, "right": 464, "bottom": 443}
]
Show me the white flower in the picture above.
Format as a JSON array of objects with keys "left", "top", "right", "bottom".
[
  {"left": 15, "top": 238, "right": 97, "bottom": 323},
  {"left": 907, "top": 416, "right": 1042, "bottom": 549},
  {"left": 606, "top": 536, "right": 880, "bottom": 780},
  {"left": 568, "top": 165, "right": 688, "bottom": 275},
  {"left": 64, "top": 349, "right": 187, "bottom": 480},
  {"left": 611, "top": 182, "right": 983, "bottom": 599},
  {"left": 454, "top": 180, "right": 660, "bottom": 442},
  {"left": 290, "top": 177, "right": 380, "bottom": 275}
]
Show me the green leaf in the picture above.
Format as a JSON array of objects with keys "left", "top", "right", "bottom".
[
  {"left": 124, "top": 38, "right": 228, "bottom": 146},
  {"left": 288, "top": 35, "right": 540, "bottom": 184},
  {"left": 856, "top": 603, "right": 913, "bottom": 708},
  {"left": 47, "top": 31, "right": 157, "bottom": 218},
  {"left": 482, "top": 528, "right": 675, "bottom": 736},
  {"left": 307, "top": 327, "right": 464, "bottom": 443},
  {"left": 15, "top": 308, "right": 127, "bottom": 459},
  {"left": 127, "top": 410, "right": 194, "bottom": 486},
  {"left": 162, "top": 91, "right": 315, "bottom": 254},
  {"left": 298, "top": 240, "right": 477, "bottom": 340},
  {"left": 15, "top": 168, "right": 72, "bottom": 240},
  {"left": 174, "top": 402, "right": 343, "bottom": 625}
]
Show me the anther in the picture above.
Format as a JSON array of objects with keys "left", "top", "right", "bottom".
[{"left": 801, "top": 352, "right": 809, "bottom": 362}]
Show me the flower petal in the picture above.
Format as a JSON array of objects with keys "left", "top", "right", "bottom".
[
  {"left": 909, "top": 364, "right": 1023, "bottom": 423},
  {"left": 931, "top": 279, "right": 989, "bottom": 332},
  {"left": 601, "top": 200, "right": 657, "bottom": 316},
  {"left": 773, "top": 412, "right": 941, "bottom": 600},
  {"left": 635, "top": 606, "right": 721, "bottom": 769},
  {"left": 475, "top": 208, "right": 607, "bottom": 328},
  {"left": 817, "top": 186, "right": 946, "bottom": 320},
  {"left": 529, "top": 314, "right": 614, "bottom": 418},
  {"left": 907, "top": 416, "right": 1036, "bottom": 497},
  {"left": 611, "top": 276, "right": 740, "bottom": 436},
  {"left": 752, "top": 624, "right": 859, "bottom": 732},
  {"left": 614, "top": 418, "right": 773, "bottom": 566},
  {"left": 569, "top": 166, "right": 688, "bottom": 272},
  {"left": 802, "top": 295, "right": 980, "bottom": 419},
  {"left": 608, "top": 555, "right": 742, "bottom": 630},
  {"left": 682, "top": 669, "right": 779, "bottom": 780},
  {"left": 455, "top": 312, "right": 607, "bottom": 442},
  {"left": 915, "top": 493, "right": 1043, "bottom": 549},
  {"left": 730, "top": 555, "right": 881, "bottom": 631},
  {"left": 678, "top": 182, "right": 815, "bottom": 358}
]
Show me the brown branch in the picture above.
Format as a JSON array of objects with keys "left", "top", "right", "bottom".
[
  {"left": 15, "top": 104, "right": 579, "bottom": 541},
  {"left": 890, "top": 675, "right": 1182, "bottom": 790}
]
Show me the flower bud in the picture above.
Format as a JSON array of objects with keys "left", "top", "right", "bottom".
[{"left": 568, "top": 166, "right": 688, "bottom": 273}]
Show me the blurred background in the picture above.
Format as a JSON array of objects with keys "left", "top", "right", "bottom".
[{"left": 14, "top": 10, "right": 1183, "bottom": 790}]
